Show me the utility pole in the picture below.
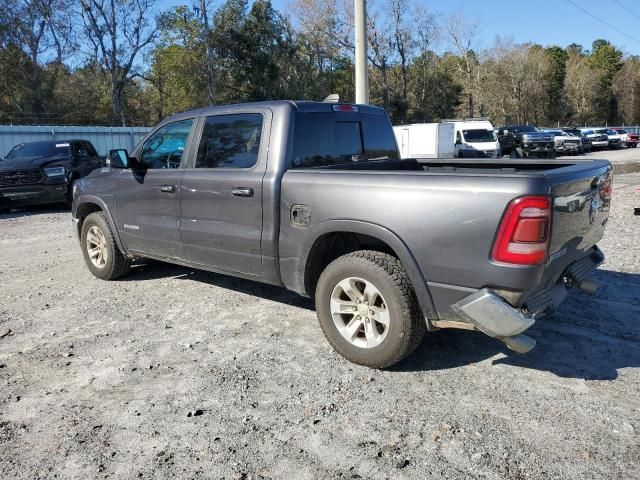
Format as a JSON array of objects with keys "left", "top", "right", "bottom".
[
  {"left": 198, "top": 0, "right": 215, "bottom": 104},
  {"left": 354, "top": 0, "right": 369, "bottom": 104}
]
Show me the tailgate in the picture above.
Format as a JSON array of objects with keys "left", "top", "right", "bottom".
[{"left": 547, "top": 161, "right": 612, "bottom": 271}]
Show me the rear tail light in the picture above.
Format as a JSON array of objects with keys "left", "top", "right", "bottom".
[{"left": 492, "top": 196, "right": 551, "bottom": 265}]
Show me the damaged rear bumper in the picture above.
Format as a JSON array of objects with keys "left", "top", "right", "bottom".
[{"left": 432, "top": 247, "right": 604, "bottom": 354}]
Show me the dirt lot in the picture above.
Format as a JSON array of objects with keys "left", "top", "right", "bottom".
[{"left": 1, "top": 174, "right": 639, "bottom": 480}]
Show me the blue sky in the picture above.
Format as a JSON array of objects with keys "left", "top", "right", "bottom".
[{"left": 156, "top": 0, "right": 640, "bottom": 55}]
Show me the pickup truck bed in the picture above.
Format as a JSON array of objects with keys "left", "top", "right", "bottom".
[
  {"left": 72, "top": 100, "right": 612, "bottom": 368},
  {"left": 279, "top": 157, "right": 611, "bottom": 320}
]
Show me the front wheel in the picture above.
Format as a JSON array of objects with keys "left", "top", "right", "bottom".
[
  {"left": 315, "top": 251, "right": 426, "bottom": 368},
  {"left": 81, "top": 212, "right": 131, "bottom": 280}
]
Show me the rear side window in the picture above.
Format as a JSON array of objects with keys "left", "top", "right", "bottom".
[
  {"left": 195, "top": 114, "right": 263, "bottom": 169},
  {"left": 291, "top": 112, "right": 398, "bottom": 168}
]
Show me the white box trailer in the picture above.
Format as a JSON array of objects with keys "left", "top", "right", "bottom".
[{"left": 393, "top": 123, "right": 455, "bottom": 159}]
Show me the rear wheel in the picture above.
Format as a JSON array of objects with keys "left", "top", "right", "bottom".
[
  {"left": 315, "top": 251, "right": 426, "bottom": 368},
  {"left": 81, "top": 212, "right": 131, "bottom": 280},
  {"left": 510, "top": 148, "right": 522, "bottom": 158}
]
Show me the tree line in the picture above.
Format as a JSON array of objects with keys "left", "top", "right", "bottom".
[{"left": 1, "top": 0, "right": 639, "bottom": 128}]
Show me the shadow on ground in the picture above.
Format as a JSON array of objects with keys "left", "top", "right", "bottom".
[
  {"left": 0, "top": 205, "right": 69, "bottom": 218},
  {"left": 122, "top": 259, "right": 315, "bottom": 311},
  {"left": 118, "top": 260, "right": 640, "bottom": 381}
]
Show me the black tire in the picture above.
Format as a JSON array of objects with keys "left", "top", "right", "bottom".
[
  {"left": 510, "top": 147, "right": 522, "bottom": 158},
  {"left": 549, "top": 150, "right": 557, "bottom": 159},
  {"left": 80, "top": 211, "right": 131, "bottom": 280},
  {"left": 315, "top": 250, "right": 426, "bottom": 368}
]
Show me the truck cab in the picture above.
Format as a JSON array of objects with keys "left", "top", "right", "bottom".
[{"left": 447, "top": 119, "right": 501, "bottom": 158}]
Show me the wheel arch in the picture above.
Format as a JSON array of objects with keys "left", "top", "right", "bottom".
[
  {"left": 296, "top": 220, "right": 438, "bottom": 320},
  {"left": 75, "top": 196, "right": 128, "bottom": 256}
]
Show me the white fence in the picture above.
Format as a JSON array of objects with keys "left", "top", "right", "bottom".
[{"left": 0, "top": 125, "right": 152, "bottom": 157}]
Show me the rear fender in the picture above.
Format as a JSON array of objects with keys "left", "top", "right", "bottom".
[{"left": 297, "top": 220, "right": 438, "bottom": 320}]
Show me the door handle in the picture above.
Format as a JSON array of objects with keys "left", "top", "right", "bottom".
[
  {"left": 231, "top": 187, "right": 254, "bottom": 197},
  {"left": 159, "top": 184, "right": 176, "bottom": 193}
]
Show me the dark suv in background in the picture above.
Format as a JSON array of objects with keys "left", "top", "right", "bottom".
[{"left": 0, "top": 139, "right": 103, "bottom": 212}]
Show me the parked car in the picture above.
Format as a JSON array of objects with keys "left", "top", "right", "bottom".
[
  {"left": 497, "top": 125, "right": 556, "bottom": 158},
  {"left": 445, "top": 118, "right": 501, "bottom": 158},
  {"left": 613, "top": 128, "right": 638, "bottom": 147},
  {"left": 580, "top": 128, "right": 608, "bottom": 150},
  {"left": 594, "top": 128, "right": 622, "bottom": 149},
  {"left": 625, "top": 131, "right": 639, "bottom": 148},
  {"left": 0, "top": 139, "right": 103, "bottom": 212},
  {"left": 541, "top": 129, "right": 582, "bottom": 155},
  {"left": 393, "top": 123, "right": 455, "bottom": 159},
  {"left": 496, "top": 128, "right": 515, "bottom": 156},
  {"left": 612, "top": 128, "right": 628, "bottom": 145},
  {"left": 606, "top": 129, "right": 625, "bottom": 148},
  {"left": 562, "top": 128, "right": 592, "bottom": 153},
  {"left": 72, "top": 100, "right": 612, "bottom": 368}
]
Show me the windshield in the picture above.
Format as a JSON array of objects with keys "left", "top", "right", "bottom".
[
  {"left": 595, "top": 129, "right": 608, "bottom": 134},
  {"left": 607, "top": 129, "right": 618, "bottom": 135},
  {"left": 511, "top": 125, "right": 538, "bottom": 133},
  {"left": 462, "top": 129, "right": 496, "bottom": 143},
  {"left": 5, "top": 141, "right": 71, "bottom": 160},
  {"left": 292, "top": 112, "right": 398, "bottom": 168},
  {"left": 616, "top": 129, "right": 628, "bottom": 134}
]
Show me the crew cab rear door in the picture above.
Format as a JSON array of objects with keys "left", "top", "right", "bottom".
[{"left": 178, "top": 108, "right": 271, "bottom": 277}]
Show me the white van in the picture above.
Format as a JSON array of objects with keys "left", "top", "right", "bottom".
[
  {"left": 393, "top": 123, "right": 455, "bottom": 159},
  {"left": 444, "top": 118, "right": 501, "bottom": 158}
]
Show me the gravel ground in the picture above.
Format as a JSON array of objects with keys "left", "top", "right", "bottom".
[{"left": 1, "top": 174, "right": 639, "bottom": 480}]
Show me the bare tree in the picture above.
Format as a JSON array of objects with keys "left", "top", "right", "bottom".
[
  {"left": 565, "top": 52, "right": 603, "bottom": 125},
  {"left": 80, "top": 0, "right": 159, "bottom": 125},
  {"left": 193, "top": 0, "right": 215, "bottom": 104},
  {"left": 0, "top": 0, "right": 75, "bottom": 118},
  {"left": 613, "top": 58, "right": 640, "bottom": 125},
  {"left": 444, "top": 12, "right": 479, "bottom": 117},
  {"left": 366, "top": 7, "right": 393, "bottom": 111}
]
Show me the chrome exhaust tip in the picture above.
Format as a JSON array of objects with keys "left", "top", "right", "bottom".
[{"left": 500, "top": 334, "right": 537, "bottom": 354}]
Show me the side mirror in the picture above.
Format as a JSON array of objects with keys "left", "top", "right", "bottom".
[{"left": 107, "top": 149, "right": 130, "bottom": 168}]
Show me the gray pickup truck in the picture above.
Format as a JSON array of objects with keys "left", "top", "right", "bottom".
[{"left": 72, "top": 101, "right": 612, "bottom": 368}]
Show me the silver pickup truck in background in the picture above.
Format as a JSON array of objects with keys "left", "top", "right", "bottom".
[{"left": 71, "top": 101, "right": 612, "bottom": 368}]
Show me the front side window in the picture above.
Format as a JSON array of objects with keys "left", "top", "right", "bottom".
[
  {"left": 73, "top": 142, "right": 89, "bottom": 159},
  {"left": 140, "top": 119, "right": 194, "bottom": 169},
  {"left": 83, "top": 142, "right": 98, "bottom": 157},
  {"left": 195, "top": 114, "right": 263, "bottom": 169}
]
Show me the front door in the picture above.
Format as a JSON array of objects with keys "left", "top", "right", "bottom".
[
  {"left": 179, "top": 112, "right": 268, "bottom": 276},
  {"left": 116, "top": 118, "right": 195, "bottom": 258}
]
